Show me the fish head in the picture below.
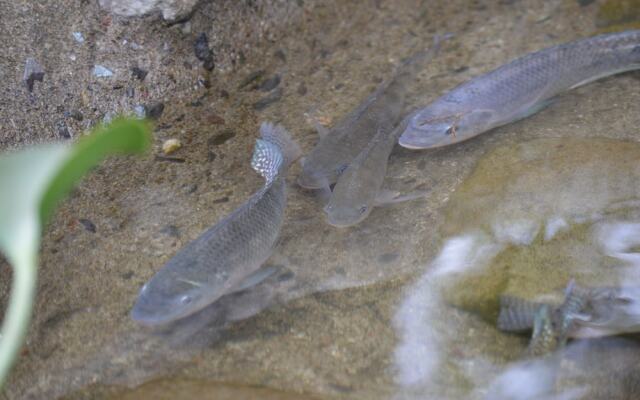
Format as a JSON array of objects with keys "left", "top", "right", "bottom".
[
  {"left": 131, "top": 274, "right": 211, "bottom": 327},
  {"left": 399, "top": 107, "right": 495, "bottom": 149},
  {"left": 323, "top": 176, "right": 373, "bottom": 228}
]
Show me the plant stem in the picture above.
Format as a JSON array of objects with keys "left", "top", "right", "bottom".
[{"left": 0, "top": 249, "right": 37, "bottom": 388}]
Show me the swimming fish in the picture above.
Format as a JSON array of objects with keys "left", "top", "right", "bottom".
[
  {"left": 323, "top": 116, "right": 425, "bottom": 227},
  {"left": 527, "top": 281, "right": 587, "bottom": 357},
  {"left": 498, "top": 282, "right": 640, "bottom": 340},
  {"left": 399, "top": 30, "right": 640, "bottom": 149},
  {"left": 297, "top": 37, "right": 444, "bottom": 190},
  {"left": 131, "top": 122, "right": 301, "bottom": 326}
]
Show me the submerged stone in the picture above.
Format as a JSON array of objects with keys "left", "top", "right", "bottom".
[{"left": 23, "top": 58, "right": 45, "bottom": 91}]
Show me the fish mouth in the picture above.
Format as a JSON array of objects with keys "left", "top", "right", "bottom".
[{"left": 398, "top": 127, "right": 448, "bottom": 149}]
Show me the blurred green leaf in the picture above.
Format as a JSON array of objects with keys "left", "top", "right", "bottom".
[{"left": 0, "top": 117, "right": 151, "bottom": 388}]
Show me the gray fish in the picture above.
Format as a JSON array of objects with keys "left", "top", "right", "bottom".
[
  {"left": 498, "top": 282, "right": 640, "bottom": 340},
  {"left": 131, "top": 122, "right": 301, "bottom": 326},
  {"left": 527, "top": 281, "right": 587, "bottom": 357},
  {"left": 399, "top": 30, "right": 640, "bottom": 149},
  {"left": 297, "top": 37, "right": 444, "bottom": 190},
  {"left": 323, "top": 115, "right": 426, "bottom": 227}
]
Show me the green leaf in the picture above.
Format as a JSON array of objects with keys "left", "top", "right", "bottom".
[{"left": 0, "top": 117, "right": 151, "bottom": 388}]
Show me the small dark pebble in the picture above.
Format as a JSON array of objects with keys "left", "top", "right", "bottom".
[
  {"left": 334, "top": 83, "right": 344, "bottom": 90},
  {"left": 23, "top": 58, "right": 45, "bottom": 92},
  {"left": 577, "top": 0, "right": 594, "bottom": 5},
  {"left": 238, "top": 69, "right": 265, "bottom": 89},
  {"left": 207, "top": 113, "right": 225, "bottom": 124},
  {"left": 207, "top": 151, "right": 217, "bottom": 161},
  {"left": 253, "top": 87, "right": 282, "bottom": 111},
  {"left": 131, "top": 66, "right": 148, "bottom": 81},
  {"left": 258, "top": 74, "right": 281, "bottom": 92},
  {"left": 56, "top": 120, "right": 71, "bottom": 139},
  {"left": 183, "top": 183, "right": 198, "bottom": 194},
  {"left": 194, "top": 33, "right": 215, "bottom": 71},
  {"left": 121, "top": 271, "right": 134, "bottom": 280},
  {"left": 160, "top": 224, "right": 180, "bottom": 237},
  {"left": 377, "top": 252, "right": 399, "bottom": 264},
  {"left": 175, "top": 114, "right": 185, "bottom": 122},
  {"left": 154, "top": 155, "right": 185, "bottom": 163},
  {"left": 208, "top": 129, "right": 235, "bottom": 146},
  {"left": 453, "top": 66, "right": 469, "bottom": 73},
  {"left": 145, "top": 102, "right": 165, "bottom": 119},
  {"left": 297, "top": 82, "right": 307, "bottom": 96},
  {"left": 189, "top": 99, "right": 203, "bottom": 107},
  {"left": 64, "top": 110, "right": 83, "bottom": 121},
  {"left": 197, "top": 76, "right": 211, "bottom": 88},
  {"left": 219, "top": 89, "right": 230, "bottom": 99},
  {"left": 274, "top": 49, "right": 286, "bottom": 62},
  {"left": 156, "top": 123, "right": 172, "bottom": 130},
  {"left": 212, "top": 196, "right": 229, "bottom": 204},
  {"left": 112, "top": 84, "right": 124, "bottom": 90},
  {"left": 78, "top": 218, "right": 96, "bottom": 233},
  {"left": 126, "top": 87, "right": 135, "bottom": 98}
]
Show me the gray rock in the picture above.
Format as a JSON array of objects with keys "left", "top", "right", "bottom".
[
  {"left": 93, "top": 65, "right": 114, "bottom": 78},
  {"left": 23, "top": 58, "right": 45, "bottom": 92},
  {"left": 98, "top": 0, "right": 200, "bottom": 22}
]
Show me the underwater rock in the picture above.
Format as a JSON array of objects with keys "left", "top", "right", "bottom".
[
  {"left": 23, "top": 58, "right": 45, "bottom": 91},
  {"left": 162, "top": 139, "right": 182, "bottom": 155},
  {"left": 98, "top": 0, "right": 200, "bottom": 22},
  {"left": 93, "top": 65, "right": 114, "bottom": 78},
  {"left": 194, "top": 33, "right": 215, "bottom": 71}
]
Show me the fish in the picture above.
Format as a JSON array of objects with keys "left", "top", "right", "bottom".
[
  {"left": 131, "top": 122, "right": 301, "bottom": 326},
  {"left": 297, "top": 36, "right": 445, "bottom": 190},
  {"left": 323, "top": 115, "right": 426, "bottom": 227},
  {"left": 498, "top": 282, "right": 640, "bottom": 340},
  {"left": 399, "top": 30, "right": 640, "bottom": 149},
  {"left": 527, "top": 280, "right": 588, "bottom": 357}
]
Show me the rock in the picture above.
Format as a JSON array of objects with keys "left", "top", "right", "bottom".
[
  {"left": 194, "top": 33, "right": 215, "bottom": 71},
  {"left": 64, "top": 110, "right": 83, "bottom": 121},
  {"left": 131, "top": 67, "right": 148, "bottom": 81},
  {"left": 72, "top": 32, "right": 85, "bottom": 44},
  {"left": 56, "top": 120, "right": 71, "bottom": 139},
  {"left": 297, "top": 82, "right": 307, "bottom": 96},
  {"left": 78, "top": 218, "right": 96, "bottom": 233},
  {"left": 133, "top": 105, "right": 146, "bottom": 118},
  {"left": 98, "top": 0, "right": 200, "bottom": 22},
  {"left": 145, "top": 102, "right": 165, "bottom": 119},
  {"left": 23, "top": 58, "right": 45, "bottom": 92},
  {"left": 253, "top": 87, "right": 283, "bottom": 110},
  {"left": 93, "top": 65, "right": 114, "bottom": 78},
  {"left": 162, "top": 139, "right": 182, "bottom": 155},
  {"left": 258, "top": 74, "right": 281, "bottom": 92}
]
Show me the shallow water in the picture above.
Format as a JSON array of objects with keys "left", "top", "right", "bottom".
[{"left": 2, "top": 0, "right": 640, "bottom": 399}]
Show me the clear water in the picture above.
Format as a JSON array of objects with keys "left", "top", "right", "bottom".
[{"left": 5, "top": 0, "right": 640, "bottom": 399}]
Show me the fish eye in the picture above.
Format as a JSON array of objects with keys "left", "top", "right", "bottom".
[
  {"left": 359, "top": 205, "right": 368, "bottom": 215},
  {"left": 445, "top": 126, "right": 455, "bottom": 135},
  {"left": 179, "top": 295, "right": 193, "bottom": 305}
]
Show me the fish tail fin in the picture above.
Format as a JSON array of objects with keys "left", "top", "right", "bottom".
[
  {"left": 252, "top": 122, "right": 301, "bottom": 183},
  {"left": 497, "top": 295, "right": 545, "bottom": 332},
  {"left": 259, "top": 122, "right": 302, "bottom": 167}
]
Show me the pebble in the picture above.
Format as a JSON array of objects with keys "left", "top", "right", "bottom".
[
  {"left": 56, "top": 120, "right": 71, "bottom": 139},
  {"left": 253, "top": 87, "right": 283, "bottom": 110},
  {"left": 162, "top": 139, "right": 182, "bottom": 155},
  {"left": 93, "top": 65, "right": 114, "bottom": 78},
  {"left": 23, "top": 58, "right": 45, "bottom": 92},
  {"left": 297, "top": 82, "right": 307, "bottom": 96},
  {"left": 78, "top": 218, "right": 96, "bottom": 233},
  {"left": 258, "top": 74, "right": 281, "bottom": 92},
  {"left": 72, "top": 32, "right": 85, "bottom": 43},
  {"left": 194, "top": 33, "right": 215, "bottom": 71},
  {"left": 145, "top": 102, "right": 165, "bottom": 119},
  {"left": 238, "top": 69, "right": 265, "bottom": 89},
  {"left": 64, "top": 110, "right": 83, "bottom": 121},
  {"left": 131, "top": 66, "right": 148, "bottom": 81},
  {"left": 133, "top": 105, "right": 146, "bottom": 118}
]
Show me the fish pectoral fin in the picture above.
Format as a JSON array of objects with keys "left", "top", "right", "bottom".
[
  {"left": 374, "top": 189, "right": 429, "bottom": 207},
  {"left": 228, "top": 265, "right": 280, "bottom": 294},
  {"left": 312, "top": 119, "right": 330, "bottom": 138}
]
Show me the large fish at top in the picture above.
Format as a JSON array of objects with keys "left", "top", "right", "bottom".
[
  {"left": 399, "top": 30, "right": 640, "bottom": 149},
  {"left": 131, "top": 122, "right": 301, "bottom": 326},
  {"left": 297, "top": 37, "right": 444, "bottom": 190}
]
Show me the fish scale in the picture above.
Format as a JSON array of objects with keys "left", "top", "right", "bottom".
[{"left": 400, "top": 30, "right": 640, "bottom": 149}]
